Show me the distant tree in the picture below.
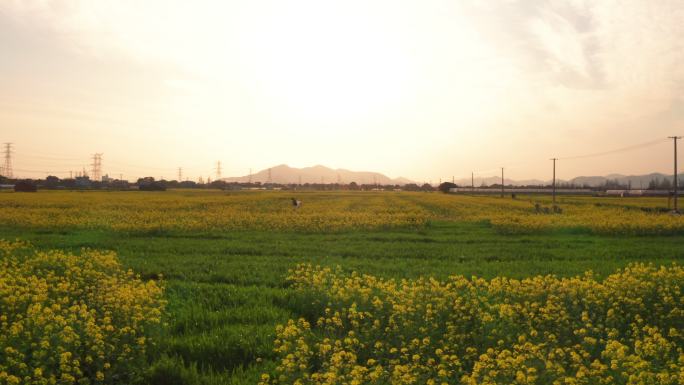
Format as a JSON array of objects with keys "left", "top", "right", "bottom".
[
  {"left": 438, "top": 182, "right": 457, "bottom": 193},
  {"left": 137, "top": 177, "right": 156, "bottom": 185},
  {"left": 137, "top": 177, "right": 166, "bottom": 191},
  {"left": 14, "top": 180, "right": 37, "bottom": 192},
  {"left": 348, "top": 181, "right": 359, "bottom": 190},
  {"left": 44, "top": 175, "right": 60, "bottom": 189},
  {"left": 209, "top": 180, "right": 227, "bottom": 189},
  {"left": 179, "top": 180, "right": 197, "bottom": 188},
  {"left": 421, "top": 183, "right": 435, "bottom": 192}
]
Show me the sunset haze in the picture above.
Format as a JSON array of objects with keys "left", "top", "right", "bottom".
[{"left": 1, "top": 1, "right": 683, "bottom": 182}]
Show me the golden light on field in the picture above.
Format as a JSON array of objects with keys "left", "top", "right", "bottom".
[{"left": 1, "top": 1, "right": 683, "bottom": 181}]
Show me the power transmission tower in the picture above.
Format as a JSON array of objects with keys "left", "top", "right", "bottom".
[
  {"left": 551, "top": 158, "right": 558, "bottom": 204},
  {"left": 2, "top": 143, "right": 13, "bottom": 178},
  {"left": 90, "top": 153, "right": 103, "bottom": 181},
  {"left": 669, "top": 136, "right": 682, "bottom": 213},
  {"left": 178, "top": 167, "right": 182, "bottom": 181},
  {"left": 298, "top": 175, "right": 302, "bottom": 185},
  {"left": 248, "top": 168, "right": 252, "bottom": 184},
  {"left": 215, "top": 161, "right": 222, "bottom": 180},
  {"left": 500, "top": 167, "right": 504, "bottom": 198}
]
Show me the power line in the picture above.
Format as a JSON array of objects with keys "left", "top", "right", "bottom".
[
  {"left": 90, "top": 153, "right": 103, "bottom": 181},
  {"left": 215, "top": 161, "right": 222, "bottom": 180},
  {"left": 559, "top": 138, "right": 667, "bottom": 160},
  {"left": 2, "top": 143, "right": 13, "bottom": 178}
]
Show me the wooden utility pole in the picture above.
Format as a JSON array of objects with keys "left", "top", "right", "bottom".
[
  {"left": 500, "top": 167, "right": 504, "bottom": 198},
  {"left": 551, "top": 158, "right": 558, "bottom": 204},
  {"left": 471, "top": 172, "right": 474, "bottom": 190},
  {"left": 669, "top": 136, "right": 682, "bottom": 213}
]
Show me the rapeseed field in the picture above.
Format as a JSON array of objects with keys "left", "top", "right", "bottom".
[
  {"left": 1, "top": 190, "right": 683, "bottom": 384},
  {"left": 1, "top": 190, "right": 683, "bottom": 234},
  {"left": 264, "top": 263, "right": 684, "bottom": 384},
  {"left": 0, "top": 240, "right": 165, "bottom": 384}
]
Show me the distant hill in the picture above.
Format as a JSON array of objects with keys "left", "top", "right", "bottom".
[
  {"left": 453, "top": 176, "right": 547, "bottom": 187},
  {"left": 222, "top": 166, "right": 681, "bottom": 187},
  {"left": 222, "top": 164, "right": 414, "bottom": 185},
  {"left": 454, "top": 172, "right": 683, "bottom": 188},
  {"left": 568, "top": 173, "right": 682, "bottom": 188}
]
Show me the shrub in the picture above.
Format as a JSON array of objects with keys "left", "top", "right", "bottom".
[
  {"left": 13, "top": 180, "right": 37, "bottom": 192},
  {"left": 263, "top": 263, "right": 684, "bottom": 385},
  {"left": 0, "top": 240, "right": 165, "bottom": 384}
]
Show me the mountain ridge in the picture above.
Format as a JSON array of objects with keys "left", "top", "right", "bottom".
[
  {"left": 454, "top": 172, "right": 683, "bottom": 188},
  {"left": 222, "top": 165, "right": 415, "bottom": 185},
  {"left": 222, "top": 165, "right": 683, "bottom": 187}
]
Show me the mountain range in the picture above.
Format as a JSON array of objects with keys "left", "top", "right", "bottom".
[
  {"left": 454, "top": 172, "right": 683, "bottom": 188},
  {"left": 222, "top": 165, "right": 414, "bottom": 185},
  {"left": 222, "top": 165, "right": 682, "bottom": 187}
]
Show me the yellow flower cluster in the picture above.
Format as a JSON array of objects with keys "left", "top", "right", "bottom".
[
  {"left": 0, "top": 191, "right": 429, "bottom": 233},
  {"left": 416, "top": 194, "right": 684, "bottom": 235},
  {"left": 262, "top": 264, "right": 684, "bottom": 385},
  {"left": 1, "top": 190, "right": 682, "bottom": 234},
  {"left": 0, "top": 240, "right": 165, "bottom": 385}
]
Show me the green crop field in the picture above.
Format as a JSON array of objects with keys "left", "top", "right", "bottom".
[{"left": 1, "top": 190, "right": 683, "bottom": 384}]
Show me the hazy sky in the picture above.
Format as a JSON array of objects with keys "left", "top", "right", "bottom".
[{"left": 1, "top": 0, "right": 683, "bottom": 182}]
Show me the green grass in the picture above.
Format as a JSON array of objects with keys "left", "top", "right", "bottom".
[{"left": 1, "top": 192, "right": 684, "bottom": 384}]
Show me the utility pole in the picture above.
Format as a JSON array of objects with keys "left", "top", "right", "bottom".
[
  {"left": 248, "top": 168, "right": 252, "bottom": 184},
  {"left": 471, "top": 172, "right": 474, "bottom": 190},
  {"left": 551, "top": 158, "right": 558, "bottom": 204},
  {"left": 669, "top": 136, "right": 682, "bottom": 213},
  {"left": 500, "top": 167, "right": 504, "bottom": 198},
  {"left": 178, "top": 167, "right": 182, "bottom": 181},
  {"left": 267, "top": 168, "right": 272, "bottom": 184},
  {"left": 2, "top": 143, "right": 13, "bottom": 178}
]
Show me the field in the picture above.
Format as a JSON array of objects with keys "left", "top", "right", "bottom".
[{"left": 1, "top": 190, "right": 683, "bottom": 384}]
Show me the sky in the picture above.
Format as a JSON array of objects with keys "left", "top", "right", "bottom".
[{"left": 1, "top": 0, "right": 683, "bottom": 182}]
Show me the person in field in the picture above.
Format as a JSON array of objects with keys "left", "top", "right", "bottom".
[{"left": 291, "top": 198, "right": 302, "bottom": 209}]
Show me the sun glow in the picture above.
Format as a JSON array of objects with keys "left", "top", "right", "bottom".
[{"left": 1, "top": 1, "right": 683, "bottom": 180}]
